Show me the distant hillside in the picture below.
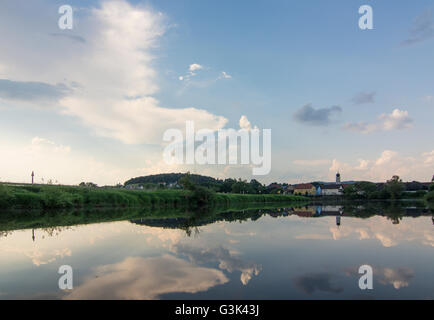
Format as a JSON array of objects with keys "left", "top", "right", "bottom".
[{"left": 124, "top": 173, "right": 221, "bottom": 186}]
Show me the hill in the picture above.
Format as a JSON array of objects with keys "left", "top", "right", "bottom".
[{"left": 124, "top": 173, "right": 221, "bottom": 187}]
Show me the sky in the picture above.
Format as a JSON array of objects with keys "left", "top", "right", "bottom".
[{"left": 0, "top": 0, "right": 433, "bottom": 185}]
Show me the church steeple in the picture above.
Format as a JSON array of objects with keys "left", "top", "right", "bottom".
[{"left": 336, "top": 172, "right": 341, "bottom": 183}]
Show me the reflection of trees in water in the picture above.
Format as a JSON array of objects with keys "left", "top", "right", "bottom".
[
  {"left": 41, "top": 226, "right": 72, "bottom": 237},
  {"left": 131, "top": 201, "right": 434, "bottom": 235},
  {"left": 384, "top": 202, "right": 405, "bottom": 225},
  {"left": 181, "top": 225, "right": 201, "bottom": 238}
]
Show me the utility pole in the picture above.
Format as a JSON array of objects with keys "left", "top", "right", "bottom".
[{"left": 31, "top": 171, "right": 34, "bottom": 184}]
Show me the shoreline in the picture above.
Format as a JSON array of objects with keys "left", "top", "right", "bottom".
[{"left": 0, "top": 183, "right": 307, "bottom": 211}]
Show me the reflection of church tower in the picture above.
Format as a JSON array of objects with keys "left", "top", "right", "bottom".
[
  {"left": 336, "top": 216, "right": 341, "bottom": 227},
  {"left": 32, "top": 229, "right": 35, "bottom": 242},
  {"left": 336, "top": 172, "right": 341, "bottom": 183}
]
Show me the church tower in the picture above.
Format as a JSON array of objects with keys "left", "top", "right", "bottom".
[{"left": 336, "top": 172, "right": 341, "bottom": 183}]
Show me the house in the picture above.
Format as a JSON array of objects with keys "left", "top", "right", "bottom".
[
  {"left": 293, "top": 183, "right": 316, "bottom": 196},
  {"left": 283, "top": 185, "right": 294, "bottom": 194},
  {"left": 321, "top": 184, "right": 344, "bottom": 196}
]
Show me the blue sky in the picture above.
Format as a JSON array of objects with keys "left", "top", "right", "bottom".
[{"left": 0, "top": 0, "right": 433, "bottom": 185}]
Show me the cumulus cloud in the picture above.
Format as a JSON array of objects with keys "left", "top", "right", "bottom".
[
  {"left": 0, "top": 0, "right": 227, "bottom": 144},
  {"left": 179, "top": 65, "right": 231, "bottom": 87},
  {"left": 239, "top": 115, "right": 258, "bottom": 131},
  {"left": 293, "top": 104, "right": 342, "bottom": 126},
  {"left": 379, "top": 109, "right": 413, "bottom": 130},
  {"left": 343, "top": 109, "right": 413, "bottom": 134},
  {"left": 189, "top": 63, "right": 203, "bottom": 72},
  {"left": 351, "top": 91, "right": 376, "bottom": 105},
  {"left": 328, "top": 149, "right": 434, "bottom": 182},
  {"left": 401, "top": 9, "right": 434, "bottom": 46},
  {"left": 179, "top": 63, "right": 204, "bottom": 82}
]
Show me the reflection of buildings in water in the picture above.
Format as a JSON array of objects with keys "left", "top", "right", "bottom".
[
  {"left": 32, "top": 229, "right": 35, "bottom": 242},
  {"left": 316, "top": 205, "right": 344, "bottom": 217},
  {"left": 336, "top": 216, "right": 341, "bottom": 227},
  {"left": 293, "top": 207, "right": 316, "bottom": 217}
]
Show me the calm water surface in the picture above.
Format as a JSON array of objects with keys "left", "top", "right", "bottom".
[{"left": 1, "top": 204, "right": 433, "bottom": 299}]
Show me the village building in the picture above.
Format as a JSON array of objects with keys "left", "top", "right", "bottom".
[
  {"left": 283, "top": 185, "right": 294, "bottom": 195},
  {"left": 293, "top": 183, "right": 316, "bottom": 196},
  {"left": 321, "top": 184, "right": 344, "bottom": 196}
]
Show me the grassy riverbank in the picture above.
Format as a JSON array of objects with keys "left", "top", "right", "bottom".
[{"left": 0, "top": 183, "right": 307, "bottom": 211}]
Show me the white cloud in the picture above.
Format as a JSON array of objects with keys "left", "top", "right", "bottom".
[
  {"left": 375, "top": 150, "right": 397, "bottom": 166},
  {"left": 239, "top": 115, "right": 258, "bottom": 131},
  {"left": 239, "top": 115, "right": 252, "bottom": 130},
  {"left": 379, "top": 109, "right": 413, "bottom": 130},
  {"left": 328, "top": 150, "right": 434, "bottom": 182},
  {"left": 31, "top": 137, "right": 71, "bottom": 154},
  {"left": 220, "top": 71, "right": 232, "bottom": 79},
  {"left": 189, "top": 63, "right": 203, "bottom": 72},
  {"left": 344, "top": 109, "right": 413, "bottom": 134},
  {"left": 0, "top": 1, "right": 227, "bottom": 145}
]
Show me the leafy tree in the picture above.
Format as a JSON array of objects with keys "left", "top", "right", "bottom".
[
  {"left": 231, "top": 179, "right": 254, "bottom": 194},
  {"left": 178, "top": 172, "right": 195, "bottom": 191},
  {"left": 179, "top": 172, "right": 215, "bottom": 207},
  {"left": 220, "top": 178, "right": 236, "bottom": 193},
  {"left": 385, "top": 175, "right": 404, "bottom": 199},
  {"left": 79, "top": 182, "right": 97, "bottom": 188},
  {"left": 249, "top": 179, "right": 265, "bottom": 194},
  {"left": 0, "top": 184, "right": 12, "bottom": 209}
]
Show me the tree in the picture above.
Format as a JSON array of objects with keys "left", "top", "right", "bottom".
[
  {"left": 220, "top": 178, "right": 236, "bottom": 193},
  {"left": 249, "top": 179, "right": 265, "bottom": 194},
  {"left": 178, "top": 172, "right": 215, "bottom": 207},
  {"left": 385, "top": 175, "right": 404, "bottom": 199},
  {"left": 178, "top": 172, "right": 195, "bottom": 191},
  {"left": 79, "top": 182, "right": 97, "bottom": 188},
  {"left": 231, "top": 179, "right": 254, "bottom": 194}
]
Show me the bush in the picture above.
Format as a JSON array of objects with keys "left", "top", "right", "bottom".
[
  {"left": 0, "top": 185, "right": 13, "bottom": 209},
  {"left": 426, "top": 191, "right": 434, "bottom": 203},
  {"left": 189, "top": 186, "right": 215, "bottom": 207}
]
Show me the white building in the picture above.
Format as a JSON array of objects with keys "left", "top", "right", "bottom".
[{"left": 321, "top": 184, "right": 344, "bottom": 196}]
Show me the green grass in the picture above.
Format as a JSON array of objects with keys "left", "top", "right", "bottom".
[{"left": 0, "top": 183, "right": 307, "bottom": 211}]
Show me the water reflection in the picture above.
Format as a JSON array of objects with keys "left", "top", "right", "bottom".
[
  {"left": 294, "top": 273, "right": 343, "bottom": 295},
  {"left": 65, "top": 255, "right": 229, "bottom": 300},
  {"left": 0, "top": 201, "right": 433, "bottom": 299}
]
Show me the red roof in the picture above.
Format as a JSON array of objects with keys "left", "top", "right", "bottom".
[{"left": 294, "top": 183, "right": 315, "bottom": 189}]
